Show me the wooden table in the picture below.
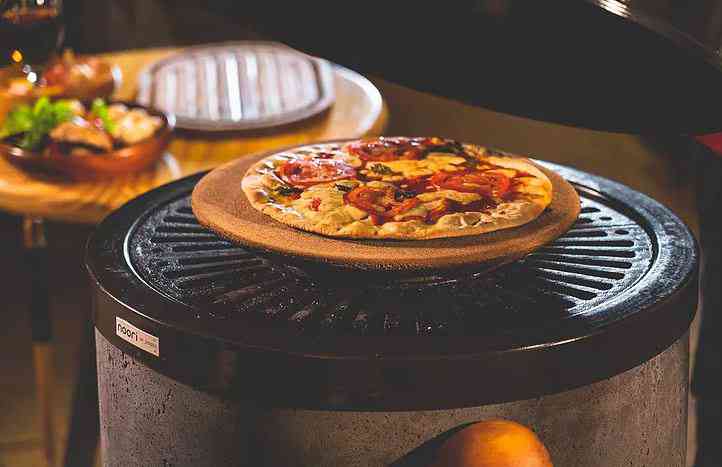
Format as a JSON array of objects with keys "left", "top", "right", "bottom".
[
  {"left": 0, "top": 46, "right": 387, "bottom": 467},
  {"left": 0, "top": 46, "right": 388, "bottom": 224}
]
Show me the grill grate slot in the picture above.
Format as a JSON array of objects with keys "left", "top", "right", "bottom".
[
  {"left": 163, "top": 216, "right": 200, "bottom": 225},
  {"left": 536, "top": 281, "right": 598, "bottom": 300},
  {"left": 580, "top": 207, "right": 601, "bottom": 214},
  {"left": 127, "top": 185, "right": 655, "bottom": 337},
  {"left": 561, "top": 230, "right": 608, "bottom": 238},
  {"left": 171, "top": 243, "right": 237, "bottom": 253},
  {"left": 175, "top": 265, "right": 273, "bottom": 289},
  {"left": 176, "top": 206, "right": 195, "bottom": 215},
  {"left": 220, "top": 283, "right": 304, "bottom": 316},
  {"left": 211, "top": 277, "right": 292, "bottom": 306},
  {"left": 178, "top": 253, "right": 257, "bottom": 266},
  {"left": 155, "top": 225, "right": 212, "bottom": 234},
  {"left": 527, "top": 253, "right": 633, "bottom": 269},
  {"left": 150, "top": 234, "right": 221, "bottom": 243},
  {"left": 525, "top": 260, "right": 625, "bottom": 280},
  {"left": 536, "top": 247, "right": 636, "bottom": 258},
  {"left": 535, "top": 269, "right": 614, "bottom": 291},
  {"left": 551, "top": 239, "right": 635, "bottom": 247},
  {"left": 164, "top": 259, "right": 266, "bottom": 279}
]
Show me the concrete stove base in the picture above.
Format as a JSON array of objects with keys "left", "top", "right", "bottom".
[{"left": 96, "top": 330, "right": 688, "bottom": 467}]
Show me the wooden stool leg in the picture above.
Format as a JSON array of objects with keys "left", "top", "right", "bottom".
[{"left": 24, "top": 216, "right": 55, "bottom": 467}]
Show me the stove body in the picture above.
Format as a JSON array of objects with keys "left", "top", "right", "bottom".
[
  {"left": 95, "top": 331, "right": 688, "bottom": 467},
  {"left": 87, "top": 163, "right": 697, "bottom": 467}
]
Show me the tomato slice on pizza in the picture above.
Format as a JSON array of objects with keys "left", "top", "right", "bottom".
[
  {"left": 345, "top": 185, "right": 421, "bottom": 225},
  {"left": 278, "top": 158, "right": 357, "bottom": 188},
  {"left": 430, "top": 170, "right": 511, "bottom": 197}
]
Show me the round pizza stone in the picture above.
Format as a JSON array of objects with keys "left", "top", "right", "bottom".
[{"left": 192, "top": 144, "right": 580, "bottom": 278}]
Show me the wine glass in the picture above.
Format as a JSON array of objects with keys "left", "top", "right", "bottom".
[{"left": 0, "top": 0, "right": 64, "bottom": 83}]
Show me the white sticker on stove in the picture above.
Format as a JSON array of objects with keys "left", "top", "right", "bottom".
[{"left": 116, "top": 317, "right": 159, "bottom": 357}]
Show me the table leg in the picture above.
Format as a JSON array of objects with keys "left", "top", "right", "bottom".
[
  {"left": 692, "top": 143, "right": 722, "bottom": 467},
  {"left": 61, "top": 319, "right": 99, "bottom": 467},
  {"left": 23, "top": 216, "right": 55, "bottom": 467}
]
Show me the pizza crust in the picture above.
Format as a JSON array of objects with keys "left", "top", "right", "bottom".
[{"left": 241, "top": 141, "right": 554, "bottom": 240}]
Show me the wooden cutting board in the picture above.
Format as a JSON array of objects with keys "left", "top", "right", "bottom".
[
  {"left": 137, "top": 41, "right": 335, "bottom": 131},
  {"left": 191, "top": 144, "right": 581, "bottom": 278}
]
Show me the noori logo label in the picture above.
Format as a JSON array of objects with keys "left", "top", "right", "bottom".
[
  {"left": 115, "top": 317, "right": 160, "bottom": 357},
  {"left": 117, "top": 321, "right": 138, "bottom": 341}
]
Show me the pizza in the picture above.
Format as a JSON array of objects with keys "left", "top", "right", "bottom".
[{"left": 241, "top": 137, "right": 554, "bottom": 240}]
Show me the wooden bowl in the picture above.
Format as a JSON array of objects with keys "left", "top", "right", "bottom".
[{"left": 0, "top": 102, "right": 174, "bottom": 179}]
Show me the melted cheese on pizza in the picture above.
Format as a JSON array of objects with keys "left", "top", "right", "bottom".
[{"left": 361, "top": 153, "right": 467, "bottom": 181}]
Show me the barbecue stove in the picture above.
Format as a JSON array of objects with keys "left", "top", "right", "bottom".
[
  {"left": 86, "top": 161, "right": 696, "bottom": 467},
  {"left": 84, "top": 1, "right": 720, "bottom": 465}
]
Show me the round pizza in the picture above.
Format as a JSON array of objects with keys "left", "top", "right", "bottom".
[{"left": 241, "top": 137, "right": 553, "bottom": 240}]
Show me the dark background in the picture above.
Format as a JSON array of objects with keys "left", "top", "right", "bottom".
[
  {"left": 62, "top": 0, "right": 722, "bottom": 55},
  {"left": 62, "top": 1, "right": 263, "bottom": 53},
  {"left": 57, "top": 0, "right": 722, "bottom": 134}
]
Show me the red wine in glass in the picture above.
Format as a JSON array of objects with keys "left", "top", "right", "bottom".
[{"left": 0, "top": 1, "right": 64, "bottom": 79}]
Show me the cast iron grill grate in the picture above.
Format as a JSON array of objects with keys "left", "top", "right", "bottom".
[{"left": 127, "top": 183, "right": 654, "bottom": 337}]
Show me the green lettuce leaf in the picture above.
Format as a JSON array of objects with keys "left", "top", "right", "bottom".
[
  {"left": 0, "top": 97, "right": 75, "bottom": 150},
  {"left": 91, "top": 98, "right": 116, "bottom": 133}
]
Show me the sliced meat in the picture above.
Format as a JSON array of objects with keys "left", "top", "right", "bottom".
[
  {"left": 49, "top": 118, "right": 113, "bottom": 152},
  {"left": 109, "top": 107, "right": 163, "bottom": 145}
]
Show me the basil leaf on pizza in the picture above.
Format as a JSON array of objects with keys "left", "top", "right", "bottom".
[{"left": 241, "top": 137, "right": 554, "bottom": 240}]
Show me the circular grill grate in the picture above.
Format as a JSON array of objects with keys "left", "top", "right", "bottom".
[{"left": 127, "top": 183, "right": 654, "bottom": 338}]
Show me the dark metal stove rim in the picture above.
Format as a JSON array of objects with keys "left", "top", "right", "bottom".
[
  {"left": 92, "top": 255, "right": 697, "bottom": 361},
  {"left": 87, "top": 166, "right": 696, "bottom": 357},
  {"left": 89, "top": 279, "right": 696, "bottom": 410}
]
